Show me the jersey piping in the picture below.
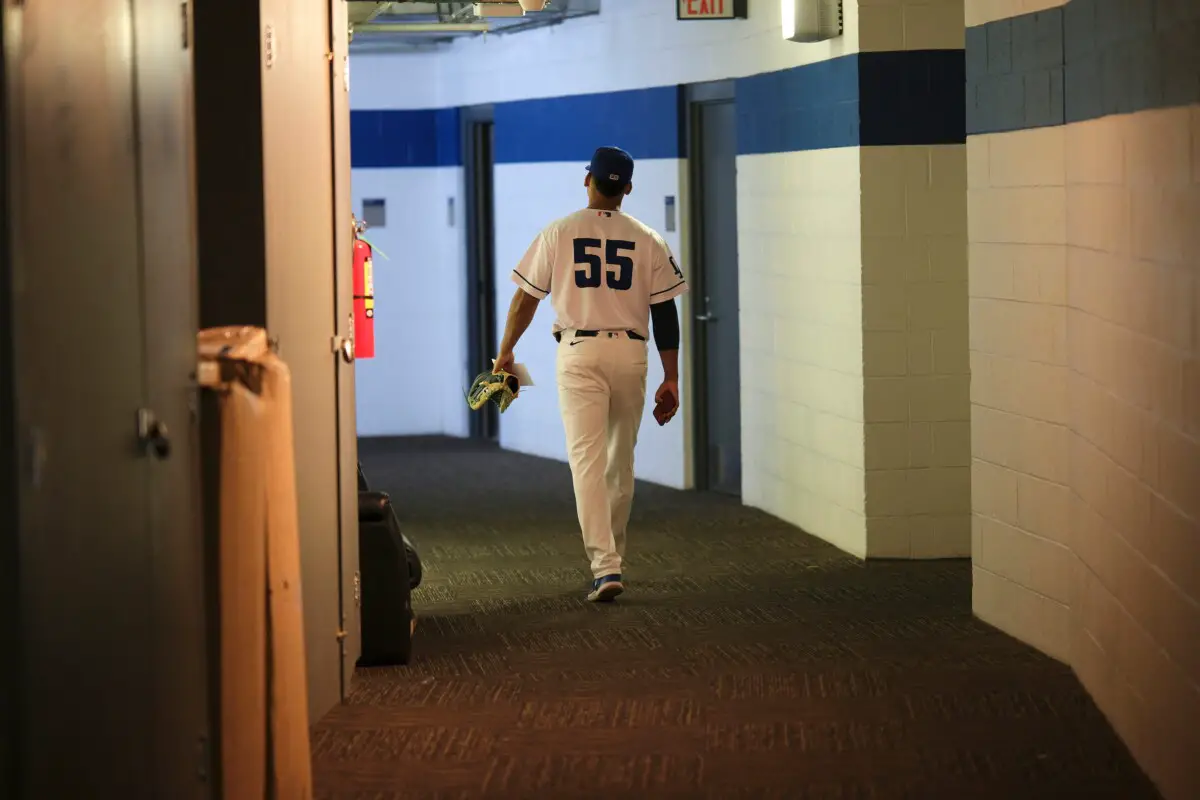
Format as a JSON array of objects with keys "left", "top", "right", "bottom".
[{"left": 512, "top": 269, "right": 548, "bottom": 296}]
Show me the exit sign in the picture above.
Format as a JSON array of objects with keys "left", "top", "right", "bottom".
[{"left": 677, "top": 0, "right": 747, "bottom": 20}]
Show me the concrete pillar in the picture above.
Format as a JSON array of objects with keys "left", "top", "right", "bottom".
[{"left": 740, "top": 1, "right": 971, "bottom": 561}]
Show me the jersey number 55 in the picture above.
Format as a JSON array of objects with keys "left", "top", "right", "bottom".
[{"left": 573, "top": 237, "right": 635, "bottom": 291}]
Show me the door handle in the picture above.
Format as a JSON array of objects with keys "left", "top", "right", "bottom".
[
  {"left": 331, "top": 334, "right": 355, "bottom": 363},
  {"left": 695, "top": 313, "right": 718, "bottom": 323},
  {"left": 136, "top": 409, "right": 172, "bottom": 460}
]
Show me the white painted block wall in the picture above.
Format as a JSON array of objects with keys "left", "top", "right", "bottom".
[
  {"left": 965, "top": 0, "right": 1200, "bottom": 794},
  {"left": 738, "top": 148, "right": 868, "bottom": 555},
  {"left": 860, "top": 143, "right": 971, "bottom": 559}
]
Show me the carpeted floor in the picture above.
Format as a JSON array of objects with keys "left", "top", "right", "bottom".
[{"left": 312, "top": 436, "right": 1158, "bottom": 799}]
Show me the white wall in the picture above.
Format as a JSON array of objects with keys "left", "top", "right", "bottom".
[
  {"left": 965, "top": 3, "right": 1200, "bottom": 797},
  {"left": 738, "top": 148, "right": 867, "bottom": 555},
  {"left": 962, "top": 0, "right": 1200, "bottom": 796},
  {"left": 350, "top": 0, "right": 862, "bottom": 494},
  {"left": 860, "top": 143, "right": 971, "bottom": 559},
  {"left": 351, "top": 168, "right": 468, "bottom": 438}
]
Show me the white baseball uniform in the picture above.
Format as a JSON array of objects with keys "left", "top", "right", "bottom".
[{"left": 511, "top": 208, "right": 688, "bottom": 579}]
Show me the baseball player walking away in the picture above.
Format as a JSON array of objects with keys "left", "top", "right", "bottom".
[{"left": 493, "top": 145, "right": 688, "bottom": 602}]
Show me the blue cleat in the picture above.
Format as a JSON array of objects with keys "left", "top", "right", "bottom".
[{"left": 587, "top": 574, "right": 624, "bottom": 602}]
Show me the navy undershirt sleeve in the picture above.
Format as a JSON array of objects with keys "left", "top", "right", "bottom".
[{"left": 649, "top": 299, "right": 680, "bottom": 352}]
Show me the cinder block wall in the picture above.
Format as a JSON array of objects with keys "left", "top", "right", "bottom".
[
  {"left": 966, "top": 1, "right": 1200, "bottom": 797},
  {"left": 857, "top": 2, "right": 973, "bottom": 560}
]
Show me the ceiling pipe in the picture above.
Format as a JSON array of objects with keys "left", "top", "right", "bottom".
[
  {"left": 366, "top": 1, "right": 395, "bottom": 21},
  {"left": 347, "top": 0, "right": 600, "bottom": 49},
  {"left": 353, "top": 21, "right": 491, "bottom": 32}
]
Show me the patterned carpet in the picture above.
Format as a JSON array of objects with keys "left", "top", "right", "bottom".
[{"left": 312, "top": 436, "right": 1158, "bottom": 799}]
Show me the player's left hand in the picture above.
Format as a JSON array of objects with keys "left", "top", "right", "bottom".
[{"left": 653, "top": 380, "right": 679, "bottom": 426}]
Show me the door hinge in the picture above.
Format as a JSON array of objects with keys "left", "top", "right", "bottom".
[
  {"left": 353, "top": 570, "right": 361, "bottom": 607},
  {"left": 264, "top": 23, "right": 276, "bottom": 70},
  {"left": 196, "top": 734, "right": 211, "bottom": 782},
  {"left": 25, "top": 426, "right": 47, "bottom": 490},
  {"left": 181, "top": 2, "right": 189, "bottom": 49},
  {"left": 335, "top": 629, "right": 348, "bottom": 642},
  {"left": 187, "top": 383, "right": 200, "bottom": 424}
]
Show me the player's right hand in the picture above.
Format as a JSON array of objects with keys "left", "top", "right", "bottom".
[
  {"left": 493, "top": 351, "right": 515, "bottom": 375},
  {"left": 653, "top": 380, "right": 679, "bottom": 426}
]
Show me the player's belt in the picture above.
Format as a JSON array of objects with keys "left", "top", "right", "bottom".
[{"left": 554, "top": 329, "right": 647, "bottom": 343}]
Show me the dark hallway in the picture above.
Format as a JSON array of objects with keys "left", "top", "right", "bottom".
[{"left": 313, "top": 437, "right": 1157, "bottom": 799}]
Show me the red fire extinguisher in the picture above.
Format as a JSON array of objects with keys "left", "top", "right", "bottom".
[{"left": 352, "top": 219, "right": 376, "bottom": 360}]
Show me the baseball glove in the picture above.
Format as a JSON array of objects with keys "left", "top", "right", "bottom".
[{"left": 466, "top": 370, "right": 520, "bottom": 413}]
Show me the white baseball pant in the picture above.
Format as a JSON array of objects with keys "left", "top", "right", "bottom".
[{"left": 556, "top": 330, "right": 648, "bottom": 579}]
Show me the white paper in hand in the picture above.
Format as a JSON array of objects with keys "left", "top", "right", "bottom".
[{"left": 492, "top": 360, "right": 535, "bottom": 387}]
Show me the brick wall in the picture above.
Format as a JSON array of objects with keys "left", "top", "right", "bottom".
[
  {"left": 968, "top": 123, "right": 1074, "bottom": 657},
  {"left": 966, "top": 1, "right": 1200, "bottom": 797},
  {"left": 861, "top": 144, "right": 972, "bottom": 558},
  {"left": 740, "top": 4, "right": 970, "bottom": 558},
  {"left": 855, "top": 1, "right": 973, "bottom": 559},
  {"left": 739, "top": 148, "right": 868, "bottom": 556}
]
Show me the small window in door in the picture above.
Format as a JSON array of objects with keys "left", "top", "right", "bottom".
[{"left": 362, "top": 198, "right": 386, "bottom": 228}]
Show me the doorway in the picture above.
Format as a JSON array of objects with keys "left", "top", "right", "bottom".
[
  {"left": 687, "top": 83, "right": 742, "bottom": 496},
  {"left": 464, "top": 107, "right": 498, "bottom": 441}
]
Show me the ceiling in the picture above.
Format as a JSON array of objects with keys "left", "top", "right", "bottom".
[{"left": 347, "top": 1, "right": 601, "bottom": 53}]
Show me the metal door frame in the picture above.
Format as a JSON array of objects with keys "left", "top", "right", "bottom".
[
  {"left": 462, "top": 105, "right": 498, "bottom": 441},
  {"left": 0, "top": 7, "right": 19, "bottom": 793},
  {"left": 684, "top": 80, "right": 735, "bottom": 492},
  {"left": 328, "top": 0, "right": 359, "bottom": 700}
]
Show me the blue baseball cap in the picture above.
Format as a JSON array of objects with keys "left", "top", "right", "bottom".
[{"left": 586, "top": 146, "right": 634, "bottom": 185}]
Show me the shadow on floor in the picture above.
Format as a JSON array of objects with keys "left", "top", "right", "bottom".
[{"left": 313, "top": 436, "right": 1158, "bottom": 799}]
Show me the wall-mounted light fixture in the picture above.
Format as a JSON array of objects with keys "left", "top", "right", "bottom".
[{"left": 781, "top": 0, "right": 843, "bottom": 43}]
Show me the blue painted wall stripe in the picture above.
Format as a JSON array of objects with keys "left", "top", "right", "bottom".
[
  {"left": 351, "top": 49, "right": 968, "bottom": 168},
  {"left": 735, "top": 54, "right": 861, "bottom": 155},
  {"left": 493, "top": 85, "right": 681, "bottom": 164},
  {"left": 858, "top": 50, "right": 966, "bottom": 147},
  {"left": 350, "top": 107, "right": 461, "bottom": 168},
  {"left": 735, "top": 50, "right": 965, "bottom": 154},
  {"left": 966, "top": 0, "right": 1200, "bottom": 137}
]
